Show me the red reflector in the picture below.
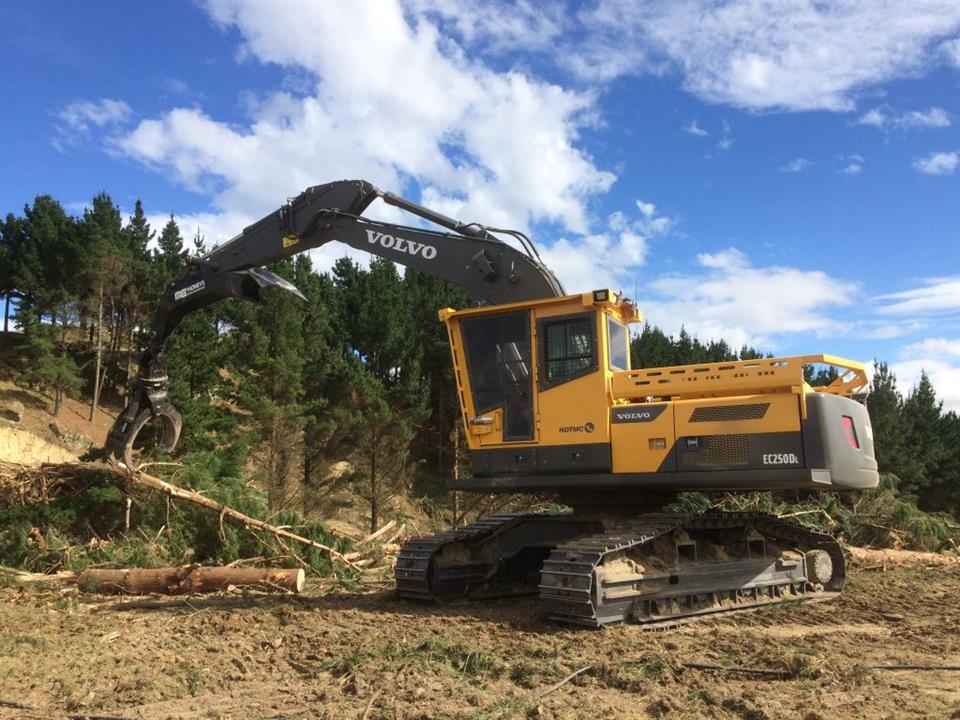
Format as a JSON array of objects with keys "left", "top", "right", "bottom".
[{"left": 842, "top": 415, "right": 859, "bottom": 449}]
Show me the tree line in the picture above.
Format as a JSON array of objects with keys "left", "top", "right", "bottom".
[{"left": 1, "top": 192, "right": 957, "bottom": 531}]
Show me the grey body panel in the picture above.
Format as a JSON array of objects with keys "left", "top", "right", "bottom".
[
  {"left": 802, "top": 393, "right": 878, "bottom": 489},
  {"left": 471, "top": 442, "right": 612, "bottom": 476}
]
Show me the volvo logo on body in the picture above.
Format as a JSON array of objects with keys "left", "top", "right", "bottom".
[
  {"left": 366, "top": 229, "right": 437, "bottom": 260},
  {"left": 618, "top": 411, "right": 652, "bottom": 421},
  {"left": 611, "top": 404, "right": 667, "bottom": 423}
]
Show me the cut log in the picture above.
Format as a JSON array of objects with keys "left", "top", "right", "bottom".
[
  {"left": 79, "top": 565, "right": 305, "bottom": 595},
  {"left": 359, "top": 519, "right": 397, "bottom": 545}
]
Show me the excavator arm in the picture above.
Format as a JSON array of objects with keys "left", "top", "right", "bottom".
[{"left": 106, "top": 179, "right": 564, "bottom": 465}]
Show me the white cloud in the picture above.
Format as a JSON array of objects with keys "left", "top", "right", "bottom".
[
  {"left": 780, "top": 158, "right": 812, "bottom": 173},
  {"left": 893, "top": 338, "right": 960, "bottom": 412},
  {"left": 942, "top": 37, "right": 960, "bottom": 67},
  {"left": 636, "top": 249, "right": 858, "bottom": 348},
  {"left": 683, "top": 120, "right": 709, "bottom": 137},
  {"left": 857, "top": 106, "right": 951, "bottom": 129},
  {"left": 114, "top": 0, "right": 615, "bottom": 258},
  {"left": 575, "top": 2, "right": 960, "bottom": 112},
  {"left": 875, "top": 277, "right": 960, "bottom": 316},
  {"left": 913, "top": 151, "right": 959, "bottom": 175},
  {"left": 540, "top": 200, "right": 674, "bottom": 292},
  {"left": 840, "top": 154, "right": 864, "bottom": 174},
  {"left": 716, "top": 119, "right": 734, "bottom": 150},
  {"left": 53, "top": 98, "right": 132, "bottom": 150},
  {"left": 415, "top": 0, "right": 565, "bottom": 54},
  {"left": 857, "top": 108, "right": 887, "bottom": 127},
  {"left": 899, "top": 107, "right": 951, "bottom": 129},
  {"left": 902, "top": 337, "right": 960, "bottom": 358}
]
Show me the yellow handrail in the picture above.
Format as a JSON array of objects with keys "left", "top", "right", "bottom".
[{"left": 611, "top": 354, "right": 867, "bottom": 404}]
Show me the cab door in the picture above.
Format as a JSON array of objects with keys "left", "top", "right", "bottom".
[{"left": 459, "top": 310, "right": 535, "bottom": 443}]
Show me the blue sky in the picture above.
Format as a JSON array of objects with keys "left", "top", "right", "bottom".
[{"left": 2, "top": 1, "right": 959, "bottom": 408}]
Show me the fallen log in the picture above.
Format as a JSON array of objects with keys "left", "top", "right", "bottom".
[{"left": 79, "top": 565, "right": 305, "bottom": 595}]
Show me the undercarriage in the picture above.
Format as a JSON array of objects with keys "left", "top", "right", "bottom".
[{"left": 395, "top": 511, "right": 844, "bottom": 628}]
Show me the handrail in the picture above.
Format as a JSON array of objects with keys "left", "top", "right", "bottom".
[{"left": 611, "top": 354, "right": 868, "bottom": 406}]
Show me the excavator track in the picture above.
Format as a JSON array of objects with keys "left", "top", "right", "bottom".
[
  {"left": 395, "top": 514, "right": 529, "bottom": 600},
  {"left": 539, "top": 512, "right": 844, "bottom": 628},
  {"left": 395, "top": 513, "right": 601, "bottom": 602}
]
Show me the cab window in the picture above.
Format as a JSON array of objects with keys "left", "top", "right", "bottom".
[
  {"left": 607, "top": 315, "right": 629, "bottom": 370},
  {"left": 539, "top": 313, "right": 597, "bottom": 389}
]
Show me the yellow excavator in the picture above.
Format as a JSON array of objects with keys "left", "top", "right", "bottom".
[{"left": 107, "top": 180, "right": 878, "bottom": 627}]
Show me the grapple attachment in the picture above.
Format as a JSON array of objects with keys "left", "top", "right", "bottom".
[
  {"left": 106, "top": 264, "right": 305, "bottom": 468},
  {"left": 106, "top": 371, "right": 182, "bottom": 468}
]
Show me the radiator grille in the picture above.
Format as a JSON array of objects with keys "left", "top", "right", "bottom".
[
  {"left": 689, "top": 403, "right": 770, "bottom": 423},
  {"left": 679, "top": 434, "right": 749, "bottom": 466}
]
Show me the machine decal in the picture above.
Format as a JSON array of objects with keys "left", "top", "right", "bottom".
[
  {"left": 610, "top": 404, "right": 667, "bottom": 423},
  {"left": 173, "top": 280, "right": 206, "bottom": 302},
  {"left": 762, "top": 453, "right": 801, "bottom": 465},
  {"left": 559, "top": 422, "right": 595, "bottom": 433},
  {"left": 366, "top": 229, "right": 438, "bottom": 259}
]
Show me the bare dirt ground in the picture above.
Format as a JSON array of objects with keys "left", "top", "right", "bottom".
[
  {"left": 1, "top": 562, "right": 959, "bottom": 720},
  {"left": 0, "top": 380, "right": 118, "bottom": 465}
]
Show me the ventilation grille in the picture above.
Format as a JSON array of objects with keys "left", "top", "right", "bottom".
[
  {"left": 689, "top": 403, "right": 770, "bottom": 423},
  {"left": 680, "top": 434, "right": 749, "bottom": 466}
]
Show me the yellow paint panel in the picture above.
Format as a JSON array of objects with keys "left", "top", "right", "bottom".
[
  {"left": 537, "top": 371, "right": 609, "bottom": 444},
  {"left": 611, "top": 404, "right": 676, "bottom": 473}
]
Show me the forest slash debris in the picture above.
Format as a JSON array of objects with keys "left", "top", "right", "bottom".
[{"left": 0, "top": 460, "right": 402, "bottom": 574}]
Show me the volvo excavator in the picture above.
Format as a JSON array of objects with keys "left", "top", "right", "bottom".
[{"left": 107, "top": 179, "right": 879, "bottom": 628}]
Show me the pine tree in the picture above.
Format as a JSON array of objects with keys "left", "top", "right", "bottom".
[
  {"left": 0, "top": 215, "right": 14, "bottom": 333},
  {"left": 936, "top": 411, "right": 960, "bottom": 515},
  {"left": 78, "top": 192, "right": 129, "bottom": 421},
  {"left": 631, "top": 323, "right": 673, "bottom": 368},
  {"left": 229, "top": 258, "right": 307, "bottom": 510},
  {"left": 901, "top": 371, "right": 946, "bottom": 502},
  {"left": 156, "top": 215, "right": 187, "bottom": 284},
  {"left": 294, "top": 256, "right": 345, "bottom": 511},
  {"left": 804, "top": 364, "right": 841, "bottom": 386},
  {"left": 22, "top": 322, "right": 82, "bottom": 415},
  {"left": 121, "top": 200, "right": 156, "bottom": 388},
  {"left": 16, "top": 196, "right": 78, "bottom": 323},
  {"left": 162, "top": 224, "right": 227, "bottom": 453},
  {"left": 332, "top": 257, "right": 424, "bottom": 531},
  {"left": 403, "top": 269, "right": 470, "bottom": 498},
  {"left": 866, "top": 361, "right": 905, "bottom": 477}
]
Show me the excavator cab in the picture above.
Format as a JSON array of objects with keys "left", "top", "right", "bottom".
[{"left": 442, "top": 289, "right": 637, "bottom": 474}]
